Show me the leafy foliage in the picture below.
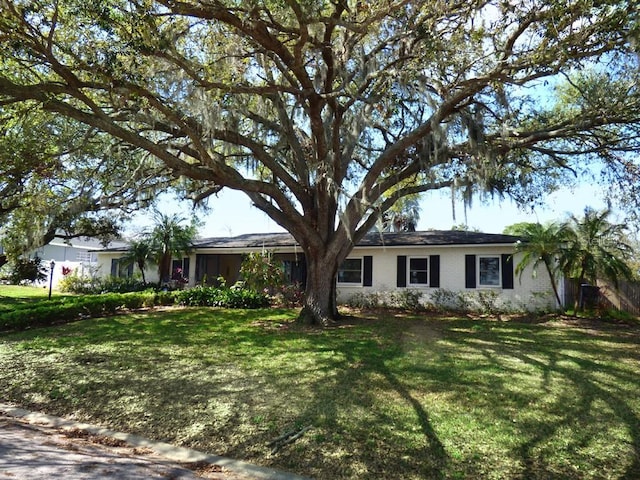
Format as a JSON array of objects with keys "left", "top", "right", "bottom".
[
  {"left": 508, "top": 208, "right": 635, "bottom": 312},
  {"left": 346, "top": 289, "right": 426, "bottom": 310},
  {"left": 563, "top": 207, "right": 635, "bottom": 287},
  {"left": 0, "top": 291, "right": 173, "bottom": 332},
  {"left": 147, "top": 211, "right": 198, "bottom": 283},
  {"left": 58, "top": 269, "right": 157, "bottom": 294},
  {"left": 509, "top": 221, "right": 570, "bottom": 307},
  {"left": 0, "top": 105, "right": 169, "bottom": 261},
  {"left": 175, "top": 285, "right": 270, "bottom": 309},
  {"left": 239, "top": 251, "right": 286, "bottom": 294},
  {"left": 1, "top": 0, "right": 639, "bottom": 323},
  {"left": 6, "top": 256, "right": 47, "bottom": 285},
  {"left": 119, "top": 239, "right": 153, "bottom": 285}
]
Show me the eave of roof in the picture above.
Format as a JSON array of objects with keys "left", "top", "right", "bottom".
[
  {"left": 98, "top": 230, "right": 524, "bottom": 253},
  {"left": 192, "top": 230, "right": 523, "bottom": 249}
]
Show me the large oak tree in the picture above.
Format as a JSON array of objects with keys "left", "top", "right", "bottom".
[{"left": 0, "top": 0, "right": 638, "bottom": 324}]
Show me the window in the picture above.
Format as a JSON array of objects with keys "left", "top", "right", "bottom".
[
  {"left": 172, "top": 257, "right": 190, "bottom": 280},
  {"left": 409, "top": 257, "right": 428, "bottom": 285},
  {"left": 338, "top": 258, "right": 362, "bottom": 284},
  {"left": 76, "top": 251, "right": 93, "bottom": 262},
  {"left": 478, "top": 256, "right": 501, "bottom": 287},
  {"left": 111, "top": 258, "right": 133, "bottom": 278}
]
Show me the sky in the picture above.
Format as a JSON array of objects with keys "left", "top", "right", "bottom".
[{"left": 125, "top": 181, "right": 612, "bottom": 239}]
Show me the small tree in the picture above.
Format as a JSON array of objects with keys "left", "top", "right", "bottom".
[
  {"left": 239, "top": 251, "right": 286, "bottom": 294},
  {"left": 8, "top": 256, "right": 47, "bottom": 285},
  {"left": 561, "top": 208, "right": 634, "bottom": 313},
  {"left": 120, "top": 239, "right": 153, "bottom": 285},
  {"left": 148, "top": 212, "right": 198, "bottom": 284},
  {"left": 507, "top": 222, "right": 569, "bottom": 309}
]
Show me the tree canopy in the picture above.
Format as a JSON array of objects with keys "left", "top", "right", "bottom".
[
  {"left": 506, "top": 208, "right": 635, "bottom": 312},
  {"left": 1, "top": 0, "right": 639, "bottom": 323},
  {"left": 0, "top": 104, "right": 172, "bottom": 263}
]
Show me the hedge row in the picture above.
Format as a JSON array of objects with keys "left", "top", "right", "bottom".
[
  {"left": 1, "top": 286, "right": 271, "bottom": 333},
  {"left": 174, "top": 285, "right": 270, "bottom": 308},
  {"left": 0, "top": 291, "right": 174, "bottom": 332}
]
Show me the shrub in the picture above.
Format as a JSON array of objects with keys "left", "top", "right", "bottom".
[
  {"left": 272, "top": 283, "right": 304, "bottom": 307},
  {"left": 346, "top": 292, "right": 381, "bottom": 309},
  {"left": 475, "top": 290, "right": 501, "bottom": 315},
  {"left": 59, "top": 271, "right": 159, "bottom": 294},
  {"left": 58, "top": 270, "right": 104, "bottom": 294},
  {"left": 430, "top": 288, "right": 471, "bottom": 312},
  {"left": 392, "top": 289, "right": 424, "bottom": 310},
  {"left": 345, "top": 290, "right": 425, "bottom": 310},
  {"left": 239, "top": 251, "right": 286, "bottom": 294},
  {"left": 0, "top": 292, "right": 160, "bottom": 332},
  {"left": 7, "top": 256, "right": 48, "bottom": 285},
  {"left": 175, "top": 285, "right": 270, "bottom": 308}
]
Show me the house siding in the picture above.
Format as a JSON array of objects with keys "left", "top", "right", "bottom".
[
  {"left": 336, "top": 245, "right": 556, "bottom": 310},
  {"left": 29, "top": 242, "right": 104, "bottom": 289},
  {"left": 95, "top": 231, "right": 558, "bottom": 311}
]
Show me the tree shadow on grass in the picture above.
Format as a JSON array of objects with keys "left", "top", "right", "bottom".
[
  {"left": 258, "top": 317, "right": 452, "bottom": 479},
  {"left": 2, "top": 309, "right": 639, "bottom": 479},
  {"left": 436, "top": 319, "right": 640, "bottom": 479}
]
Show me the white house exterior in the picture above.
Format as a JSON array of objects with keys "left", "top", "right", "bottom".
[
  {"left": 28, "top": 237, "right": 127, "bottom": 288},
  {"left": 97, "top": 230, "right": 558, "bottom": 311}
]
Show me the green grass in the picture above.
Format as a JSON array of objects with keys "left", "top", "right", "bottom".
[
  {"left": 0, "top": 284, "right": 72, "bottom": 313},
  {"left": 1, "top": 307, "right": 639, "bottom": 479},
  {"left": 0, "top": 284, "right": 51, "bottom": 310}
]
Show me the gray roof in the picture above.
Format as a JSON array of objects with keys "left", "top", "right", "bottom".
[
  {"left": 195, "top": 232, "right": 297, "bottom": 249},
  {"left": 51, "top": 236, "right": 129, "bottom": 250},
  {"left": 193, "top": 230, "right": 522, "bottom": 249}
]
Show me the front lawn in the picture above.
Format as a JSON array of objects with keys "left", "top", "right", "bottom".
[
  {"left": 1, "top": 307, "right": 638, "bottom": 479},
  {"left": 0, "top": 284, "right": 54, "bottom": 312}
]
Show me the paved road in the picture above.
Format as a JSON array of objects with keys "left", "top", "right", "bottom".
[
  {"left": 0, "top": 405, "right": 310, "bottom": 480},
  {"left": 0, "top": 416, "right": 234, "bottom": 479}
]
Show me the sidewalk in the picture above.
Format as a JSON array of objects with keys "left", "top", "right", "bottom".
[{"left": 0, "top": 404, "right": 310, "bottom": 480}]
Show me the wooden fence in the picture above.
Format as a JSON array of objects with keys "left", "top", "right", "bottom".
[{"left": 563, "top": 278, "right": 640, "bottom": 316}]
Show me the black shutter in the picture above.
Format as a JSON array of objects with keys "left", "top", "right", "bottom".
[
  {"left": 465, "top": 254, "right": 476, "bottom": 288},
  {"left": 126, "top": 262, "right": 134, "bottom": 277},
  {"left": 429, "top": 255, "right": 440, "bottom": 287},
  {"left": 110, "top": 259, "right": 118, "bottom": 277},
  {"left": 501, "top": 254, "right": 514, "bottom": 289},
  {"left": 397, "top": 256, "right": 407, "bottom": 287},
  {"left": 363, "top": 256, "right": 373, "bottom": 287}
]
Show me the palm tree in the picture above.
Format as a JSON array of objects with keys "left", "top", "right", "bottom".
[
  {"left": 121, "top": 238, "right": 153, "bottom": 285},
  {"left": 379, "top": 195, "right": 421, "bottom": 232},
  {"left": 562, "top": 207, "right": 634, "bottom": 313},
  {"left": 149, "top": 211, "right": 198, "bottom": 283},
  {"left": 509, "top": 222, "right": 569, "bottom": 308}
]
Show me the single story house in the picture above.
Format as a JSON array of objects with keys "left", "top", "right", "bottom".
[
  {"left": 2, "top": 236, "right": 127, "bottom": 289},
  {"left": 97, "top": 230, "right": 559, "bottom": 311}
]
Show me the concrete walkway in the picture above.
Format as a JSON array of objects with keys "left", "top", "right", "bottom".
[{"left": 0, "top": 404, "right": 310, "bottom": 480}]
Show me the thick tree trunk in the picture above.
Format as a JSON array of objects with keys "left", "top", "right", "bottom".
[
  {"left": 159, "top": 253, "right": 172, "bottom": 284},
  {"left": 298, "top": 253, "right": 340, "bottom": 326}
]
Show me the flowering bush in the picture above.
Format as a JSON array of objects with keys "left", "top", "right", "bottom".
[
  {"left": 272, "top": 283, "right": 304, "bottom": 307},
  {"left": 171, "top": 267, "right": 188, "bottom": 284}
]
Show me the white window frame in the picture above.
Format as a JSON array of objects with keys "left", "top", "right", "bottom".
[
  {"left": 337, "top": 257, "right": 363, "bottom": 285},
  {"left": 76, "top": 251, "right": 93, "bottom": 262},
  {"left": 478, "top": 255, "right": 501, "bottom": 287},
  {"left": 408, "top": 256, "right": 429, "bottom": 286}
]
